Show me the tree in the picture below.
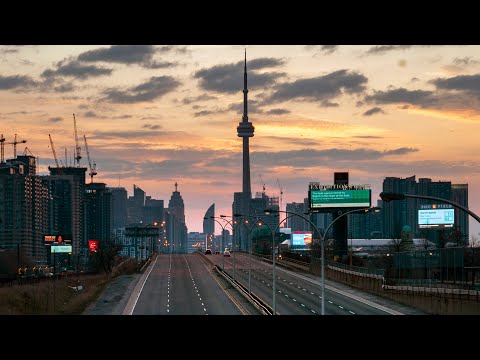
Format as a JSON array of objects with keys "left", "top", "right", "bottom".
[
  {"left": 93, "top": 240, "right": 123, "bottom": 275},
  {"left": 448, "top": 224, "right": 466, "bottom": 247}
]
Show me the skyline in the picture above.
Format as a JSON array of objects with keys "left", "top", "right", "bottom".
[{"left": 1, "top": 45, "right": 480, "bottom": 236}]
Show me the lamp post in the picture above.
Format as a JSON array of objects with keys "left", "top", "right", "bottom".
[
  {"left": 380, "top": 192, "right": 480, "bottom": 224},
  {"left": 217, "top": 216, "right": 239, "bottom": 279},
  {"left": 205, "top": 216, "right": 231, "bottom": 271},
  {"left": 265, "top": 206, "right": 379, "bottom": 315},
  {"left": 231, "top": 214, "right": 266, "bottom": 295}
]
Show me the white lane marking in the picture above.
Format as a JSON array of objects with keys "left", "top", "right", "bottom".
[
  {"left": 328, "top": 300, "right": 333, "bottom": 304},
  {"left": 274, "top": 266, "right": 404, "bottom": 315},
  {"left": 301, "top": 304, "right": 305, "bottom": 307},
  {"left": 302, "top": 288, "right": 306, "bottom": 291},
  {"left": 338, "top": 306, "right": 344, "bottom": 309},
  {"left": 349, "top": 311, "right": 355, "bottom": 314},
  {"left": 311, "top": 292, "right": 314, "bottom": 295},
  {"left": 311, "top": 310, "right": 316, "bottom": 314},
  {"left": 123, "top": 254, "right": 159, "bottom": 315},
  {"left": 292, "top": 299, "right": 297, "bottom": 302}
]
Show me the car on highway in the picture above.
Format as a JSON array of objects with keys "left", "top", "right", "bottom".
[
  {"left": 205, "top": 249, "right": 212, "bottom": 255},
  {"left": 223, "top": 250, "right": 231, "bottom": 257}
]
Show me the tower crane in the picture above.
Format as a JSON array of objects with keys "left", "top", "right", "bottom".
[
  {"left": 83, "top": 134, "right": 97, "bottom": 183},
  {"left": 0, "top": 134, "right": 27, "bottom": 162},
  {"left": 0, "top": 134, "right": 5, "bottom": 163},
  {"left": 277, "top": 178, "right": 283, "bottom": 212},
  {"left": 259, "top": 174, "right": 265, "bottom": 195},
  {"left": 48, "top": 134, "right": 60, "bottom": 167},
  {"left": 73, "top": 114, "right": 82, "bottom": 166}
]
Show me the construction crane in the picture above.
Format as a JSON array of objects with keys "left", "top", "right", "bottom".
[
  {"left": 259, "top": 174, "right": 265, "bottom": 194},
  {"left": 48, "top": 134, "right": 60, "bottom": 167},
  {"left": 277, "top": 178, "right": 284, "bottom": 212},
  {"left": 83, "top": 134, "right": 97, "bottom": 183},
  {"left": 4, "top": 134, "right": 27, "bottom": 160},
  {"left": 73, "top": 114, "right": 82, "bottom": 166},
  {"left": 0, "top": 134, "right": 5, "bottom": 163}
]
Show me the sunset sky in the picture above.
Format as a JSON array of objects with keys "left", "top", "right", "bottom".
[{"left": 1, "top": 45, "right": 480, "bottom": 237}]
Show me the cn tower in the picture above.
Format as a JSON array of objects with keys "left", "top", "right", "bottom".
[{"left": 237, "top": 50, "right": 254, "bottom": 196}]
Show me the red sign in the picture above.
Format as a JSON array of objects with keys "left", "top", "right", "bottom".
[{"left": 88, "top": 240, "right": 99, "bottom": 253}]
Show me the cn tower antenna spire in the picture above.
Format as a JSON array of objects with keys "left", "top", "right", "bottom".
[{"left": 237, "top": 49, "right": 254, "bottom": 195}]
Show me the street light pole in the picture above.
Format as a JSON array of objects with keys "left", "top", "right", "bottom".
[
  {"left": 265, "top": 206, "right": 379, "bottom": 315},
  {"left": 380, "top": 192, "right": 480, "bottom": 223}
]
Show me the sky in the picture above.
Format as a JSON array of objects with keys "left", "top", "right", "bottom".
[{"left": 1, "top": 44, "right": 480, "bottom": 238}]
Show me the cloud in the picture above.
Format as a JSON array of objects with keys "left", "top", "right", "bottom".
[
  {"left": 194, "top": 58, "right": 286, "bottom": 93},
  {"left": 305, "top": 45, "right": 339, "bottom": 55},
  {"left": 362, "top": 107, "right": 385, "bottom": 116},
  {"left": 142, "top": 124, "right": 161, "bottom": 130},
  {"left": 41, "top": 60, "right": 112, "bottom": 80},
  {"left": 102, "top": 76, "right": 181, "bottom": 103},
  {"left": 248, "top": 57, "right": 285, "bottom": 70},
  {"left": 453, "top": 57, "right": 480, "bottom": 66},
  {"left": 353, "top": 135, "right": 384, "bottom": 139},
  {"left": 431, "top": 74, "right": 480, "bottom": 95},
  {"left": 194, "top": 110, "right": 218, "bottom": 117},
  {"left": 53, "top": 83, "right": 75, "bottom": 93},
  {"left": 0, "top": 48, "right": 19, "bottom": 55},
  {"left": 84, "top": 111, "right": 97, "bottom": 118},
  {"left": 182, "top": 94, "right": 217, "bottom": 105},
  {"left": 365, "top": 45, "right": 415, "bottom": 55},
  {"left": 321, "top": 100, "right": 339, "bottom": 107},
  {"left": 265, "top": 108, "right": 291, "bottom": 115},
  {"left": 77, "top": 45, "right": 180, "bottom": 69},
  {"left": 0, "top": 74, "right": 37, "bottom": 90},
  {"left": 48, "top": 117, "right": 63, "bottom": 123},
  {"left": 269, "top": 69, "right": 368, "bottom": 103},
  {"left": 365, "top": 88, "right": 436, "bottom": 106},
  {"left": 93, "top": 130, "right": 170, "bottom": 139}
]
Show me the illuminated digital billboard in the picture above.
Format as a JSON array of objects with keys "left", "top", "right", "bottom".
[
  {"left": 310, "top": 189, "right": 371, "bottom": 210},
  {"left": 418, "top": 204, "right": 454, "bottom": 229},
  {"left": 88, "top": 240, "right": 99, "bottom": 253},
  {"left": 292, "top": 231, "right": 312, "bottom": 246},
  {"left": 51, "top": 245, "right": 72, "bottom": 253}
]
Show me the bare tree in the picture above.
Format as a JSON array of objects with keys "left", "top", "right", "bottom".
[
  {"left": 92, "top": 240, "right": 123, "bottom": 275},
  {"left": 419, "top": 230, "right": 433, "bottom": 251}
]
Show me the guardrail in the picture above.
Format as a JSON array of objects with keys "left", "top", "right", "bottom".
[
  {"left": 215, "top": 265, "right": 273, "bottom": 315},
  {"left": 325, "top": 260, "right": 385, "bottom": 278}
]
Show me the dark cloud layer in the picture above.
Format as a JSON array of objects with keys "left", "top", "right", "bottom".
[
  {"left": 103, "top": 76, "right": 181, "bottom": 103},
  {"left": 0, "top": 74, "right": 37, "bottom": 90},
  {"left": 365, "top": 88, "right": 435, "bottom": 106},
  {"left": 432, "top": 74, "right": 480, "bottom": 94},
  {"left": 363, "top": 107, "right": 385, "bottom": 116},
  {"left": 194, "top": 58, "right": 286, "bottom": 93},
  {"left": 41, "top": 60, "right": 112, "bottom": 80},
  {"left": 77, "top": 45, "right": 179, "bottom": 69},
  {"left": 269, "top": 69, "right": 368, "bottom": 103}
]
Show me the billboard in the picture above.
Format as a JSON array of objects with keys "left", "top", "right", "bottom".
[
  {"left": 44, "top": 235, "right": 72, "bottom": 244},
  {"left": 88, "top": 240, "right": 99, "bottom": 253},
  {"left": 310, "top": 189, "right": 371, "bottom": 210},
  {"left": 51, "top": 245, "right": 72, "bottom": 253},
  {"left": 292, "top": 231, "right": 312, "bottom": 246},
  {"left": 418, "top": 204, "right": 454, "bottom": 229}
]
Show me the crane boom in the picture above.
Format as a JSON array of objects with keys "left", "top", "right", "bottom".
[
  {"left": 84, "top": 135, "right": 97, "bottom": 183},
  {"left": 0, "top": 134, "right": 4, "bottom": 163},
  {"left": 12, "top": 134, "right": 26, "bottom": 159},
  {"left": 73, "top": 114, "right": 82, "bottom": 166},
  {"left": 259, "top": 174, "right": 265, "bottom": 194},
  {"left": 48, "top": 134, "right": 59, "bottom": 167},
  {"left": 277, "top": 178, "right": 283, "bottom": 212}
]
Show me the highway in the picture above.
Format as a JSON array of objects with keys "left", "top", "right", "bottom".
[
  {"left": 128, "top": 254, "right": 245, "bottom": 315},
  {"left": 212, "top": 252, "right": 403, "bottom": 315}
]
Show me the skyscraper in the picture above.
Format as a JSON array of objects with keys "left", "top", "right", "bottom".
[
  {"left": 85, "top": 182, "right": 113, "bottom": 244},
  {"left": 233, "top": 50, "right": 255, "bottom": 251}
]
